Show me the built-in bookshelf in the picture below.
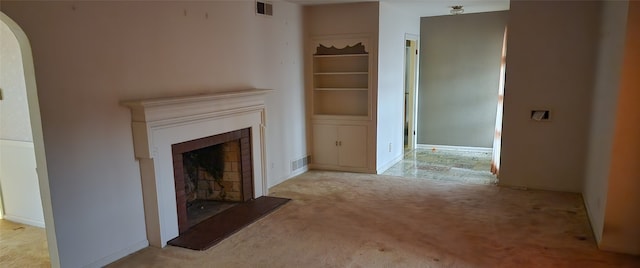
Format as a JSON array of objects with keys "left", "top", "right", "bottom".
[
  {"left": 309, "top": 39, "right": 373, "bottom": 172},
  {"left": 312, "top": 43, "right": 369, "bottom": 117}
]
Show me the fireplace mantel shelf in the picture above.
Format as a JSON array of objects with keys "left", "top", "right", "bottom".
[
  {"left": 121, "top": 89, "right": 273, "bottom": 123},
  {"left": 121, "top": 89, "right": 272, "bottom": 109}
]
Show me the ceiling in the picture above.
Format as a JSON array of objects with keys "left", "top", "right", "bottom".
[
  {"left": 285, "top": 0, "right": 510, "bottom": 17},
  {"left": 286, "top": 0, "right": 377, "bottom": 4}
]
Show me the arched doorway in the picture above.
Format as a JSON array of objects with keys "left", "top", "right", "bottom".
[{"left": 0, "top": 12, "right": 59, "bottom": 267}]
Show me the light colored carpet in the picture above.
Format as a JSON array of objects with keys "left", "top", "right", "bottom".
[
  {"left": 109, "top": 171, "right": 640, "bottom": 267},
  {"left": 0, "top": 219, "right": 50, "bottom": 267}
]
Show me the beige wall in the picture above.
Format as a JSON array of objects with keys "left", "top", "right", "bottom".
[
  {"left": 418, "top": 11, "right": 507, "bottom": 148},
  {"left": 500, "top": 1, "right": 600, "bottom": 192},
  {"left": 2, "top": 1, "right": 305, "bottom": 266},
  {"left": 304, "top": 2, "right": 379, "bottom": 36},
  {"left": 600, "top": 0, "right": 640, "bottom": 255},
  {"left": 304, "top": 2, "right": 379, "bottom": 170},
  {"left": 583, "top": 0, "right": 629, "bottom": 244}
]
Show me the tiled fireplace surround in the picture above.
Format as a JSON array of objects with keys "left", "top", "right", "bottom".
[{"left": 122, "top": 89, "right": 270, "bottom": 247}]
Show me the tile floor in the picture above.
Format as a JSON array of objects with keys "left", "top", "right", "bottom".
[{"left": 384, "top": 148, "right": 498, "bottom": 185}]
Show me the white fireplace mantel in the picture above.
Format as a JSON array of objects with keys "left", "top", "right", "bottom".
[{"left": 122, "top": 89, "right": 271, "bottom": 247}]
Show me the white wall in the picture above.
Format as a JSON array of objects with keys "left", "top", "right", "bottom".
[
  {"left": 255, "top": 3, "right": 307, "bottom": 188},
  {"left": 1, "top": 1, "right": 305, "bottom": 266},
  {"left": 500, "top": 1, "right": 600, "bottom": 192},
  {"left": 583, "top": 0, "right": 629, "bottom": 244},
  {"left": 0, "top": 140, "right": 44, "bottom": 226},
  {"left": 0, "top": 19, "right": 44, "bottom": 227},
  {"left": 376, "top": 1, "right": 420, "bottom": 172},
  {"left": 0, "top": 19, "right": 32, "bottom": 141}
]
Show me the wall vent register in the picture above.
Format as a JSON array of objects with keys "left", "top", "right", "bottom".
[{"left": 256, "top": 1, "right": 273, "bottom": 16}]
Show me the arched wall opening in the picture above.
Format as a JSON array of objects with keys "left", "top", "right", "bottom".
[{"left": 0, "top": 12, "right": 59, "bottom": 267}]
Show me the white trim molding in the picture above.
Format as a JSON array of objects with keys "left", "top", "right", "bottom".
[
  {"left": 3, "top": 215, "right": 45, "bottom": 228},
  {"left": 121, "top": 89, "right": 271, "bottom": 248},
  {"left": 417, "top": 144, "right": 492, "bottom": 153}
]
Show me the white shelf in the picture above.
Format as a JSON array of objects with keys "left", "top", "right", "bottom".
[
  {"left": 311, "top": 40, "right": 370, "bottom": 118},
  {"left": 313, "top": 54, "right": 368, "bottom": 58},
  {"left": 314, "top": 72, "right": 368, "bottom": 75},
  {"left": 312, "top": 114, "right": 370, "bottom": 121},
  {"left": 315, "top": 88, "right": 368, "bottom": 91}
]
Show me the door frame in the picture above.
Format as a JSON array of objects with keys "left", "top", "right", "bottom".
[{"left": 403, "top": 33, "right": 420, "bottom": 151}]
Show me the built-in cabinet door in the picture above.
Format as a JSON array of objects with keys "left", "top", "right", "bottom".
[
  {"left": 337, "top": 125, "right": 367, "bottom": 168},
  {"left": 312, "top": 124, "right": 339, "bottom": 166},
  {"left": 313, "top": 124, "right": 367, "bottom": 169}
]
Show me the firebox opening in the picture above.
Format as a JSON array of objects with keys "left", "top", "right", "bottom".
[
  {"left": 182, "top": 140, "right": 244, "bottom": 228},
  {"left": 172, "top": 128, "right": 254, "bottom": 234}
]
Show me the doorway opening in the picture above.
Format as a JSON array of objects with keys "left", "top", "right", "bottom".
[
  {"left": 491, "top": 27, "right": 508, "bottom": 177},
  {"left": 403, "top": 35, "right": 419, "bottom": 151},
  {"left": 387, "top": 15, "right": 508, "bottom": 186},
  {"left": 0, "top": 12, "right": 58, "bottom": 266}
]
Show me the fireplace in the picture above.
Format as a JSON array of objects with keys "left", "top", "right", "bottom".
[
  {"left": 172, "top": 128, "right": 253, "bottom": 233},
  {"left": 122, "top": 89, "right": 271, "bottom": 247}
]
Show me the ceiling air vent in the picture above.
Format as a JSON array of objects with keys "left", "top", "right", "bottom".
[{"left": 256, "top": 1, "right": 273, "bottom": 16}]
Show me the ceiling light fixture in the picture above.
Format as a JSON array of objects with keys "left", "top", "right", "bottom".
[{"left": 450, "top": 5, "right": 464, "bottom": 15}]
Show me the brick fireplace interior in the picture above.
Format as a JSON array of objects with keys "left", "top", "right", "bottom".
[{"left": 171, "top": 128, "right": 253, "bottom": 233}]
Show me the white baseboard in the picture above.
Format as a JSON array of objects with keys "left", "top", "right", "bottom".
[
  {"left": 86, "top": 239, "right": 149, "bottom": 268},
  {"left": 582, "top": 196, "right": 603, "bottom": 244},
  {"left": 0, "top": 139, "right": 34, "bottom": 148},
  {"left": 599, "top": 242, "right": 640, "bottom": 256},
  {"left": 417, "top": 144, "right": 492, "bottom": 153},
  {"left": 267, "top": 166, "right": 309, "bottom": 190},
  {"left": 376, "top": 153, "right": 404, "bottom": 174},
  {"left": 3, "top": 214, "right": 45, "bottom": 228},
  {"left": 290, "top": 166, "right": 308, "bottom": 178}
]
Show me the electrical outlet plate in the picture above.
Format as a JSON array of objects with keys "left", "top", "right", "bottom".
[{"left": 531, "top": 110, "right": 551, "bottom": 121}]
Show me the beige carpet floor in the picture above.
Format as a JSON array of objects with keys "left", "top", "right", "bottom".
[
  {"left": 0, "top": 219, "right": 50, "bottom": 267},
  {"left": 110, "top": 171, "right": 640, "bottom": 267}
]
